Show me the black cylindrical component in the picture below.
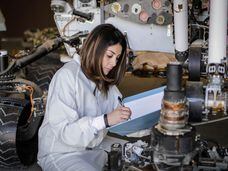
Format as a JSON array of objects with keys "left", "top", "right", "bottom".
[
  {"left": 14, "top": 37, "right": 63, "bottom": 71},
  {"left": 152, "top": 125, "right": 196, "bottom": 166},
  {"left": 152, "top": 126, "right": 196, "bottom": 154},
  {"left": 186, "top": 81, "right": 204, "bottom": 122},
  {"left": 108, "top": 143, "right": 122, "bottom": 171},
  {"left": 73, "top": 10, "right": 93, "bottom": 21},
  {"left": 0, "top": 50, "right": 9, "bottom": 72},
  {"left": 188, "top": 47, "right": 202, "bottom": 81},
  {"left": 163, "top": 89, "right": 185, "bottom": 101},
  {"left": 166, "top": 62, "right": 183, "bottom": 91}
]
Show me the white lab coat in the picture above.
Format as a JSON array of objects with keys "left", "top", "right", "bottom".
[{"left": 38, "top": 54, "right": 121, "bottom": 171}]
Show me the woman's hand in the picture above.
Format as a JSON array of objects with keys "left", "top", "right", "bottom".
[{"left": 107, "top": 107, "right": 132, "bottom": 126}]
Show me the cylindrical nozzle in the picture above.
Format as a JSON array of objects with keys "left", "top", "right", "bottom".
[
  {"left": 159, "top": 62, "right": 188, "bottom": 132},
  {"left": 0, "top": 50, "right": 9, "bottom": 72},
  {"left": 167, "top": 62, "right": 183, "bottom": 92}
]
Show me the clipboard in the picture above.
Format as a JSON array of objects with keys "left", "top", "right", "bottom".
[{"left": 109, "top": 86, "right": 165, "bottom": 135}]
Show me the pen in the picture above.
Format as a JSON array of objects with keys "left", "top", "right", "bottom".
[
  {"left": 118, "top": 96, "right": 124, "bottom": 107},
  {"left": 118, "top": 96, "right": 131, "bottom": 120}
]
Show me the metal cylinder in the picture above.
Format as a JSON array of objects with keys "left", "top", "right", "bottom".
[
  {"left": 166, "top": 62, "right": 183, "bottom": 91},
  {"left": 152, "top": 126, "right": 196, "bottom": 166},
  {"left": 174, "top": 0, "right": 188, "bottom": 62},
  {"left": 0, "top": 50, "right": 9, "bottom": 72},
  {"left": 208, "top": 0, "right": 227, "bottom": 64},
  {"left": 159, "top": 62, "right": 188, "bottom": 131},
  {"left": 159, "top": 99, "right": 188, "bottom": 131},
  {"left": 108, "top": 143, "right": 122, "bottom": 171}
]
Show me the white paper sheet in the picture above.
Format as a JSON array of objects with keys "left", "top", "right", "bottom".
[
  {"left": 124, "top": 92, "right": 164, "bottom": 120},
  {"left": 109, "top": 86, "right": 165, "bottom": 135}
]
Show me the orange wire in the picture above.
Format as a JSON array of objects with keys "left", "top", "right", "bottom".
[{"left": 23, "top": 86, "right": 34, "bottom": 123}]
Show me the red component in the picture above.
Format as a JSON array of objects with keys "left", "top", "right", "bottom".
[
  {"left": 152, "top": 0, "right": 162, "bottom": 10},
  {"left": 139, "top": 11, "right": 149, "bottom": 23}
]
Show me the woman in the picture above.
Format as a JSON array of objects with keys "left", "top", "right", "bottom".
[{"left": 38, "top": 24, "right": 132, "bottom": 171}]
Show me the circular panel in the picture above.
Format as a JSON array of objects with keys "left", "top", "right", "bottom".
[
  {"left": 139, "top": 11, "right": 149, "bottom": 23},
  {"left": 156, "top": 15, "right": 165, "bottom": 25},
  {"left": 131, "top": 3, "right": 142, "bottom": 15},
  {"left": 123, "top": 4, "right": 130, "bottom": 13},
  {"left": 151, "top": 0, "right": 162, "bottom": 10},
  {"left": 111, "top": 2, "right": 121, "bottom": 13}
]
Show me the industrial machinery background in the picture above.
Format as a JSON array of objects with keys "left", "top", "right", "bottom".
[
  {"left": 0, "top": 33, "right": 84, "bottom": 168},
  {"left": 0, "top": 0, "right": 227, "bottom": 169},
  {"left": 108, "top": 63, "right": 228, "bottom": 171},
  {"left": 51, "top": 0, "right": 228, "bottom": 121}
]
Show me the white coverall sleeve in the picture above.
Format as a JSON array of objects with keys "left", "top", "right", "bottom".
[{"left": 46, "top": 68, "right": 101, "bottom": 148}]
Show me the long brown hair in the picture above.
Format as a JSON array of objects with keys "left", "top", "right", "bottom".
[{"left": 80, "top": 24, "right": 127, "bottom": 95}]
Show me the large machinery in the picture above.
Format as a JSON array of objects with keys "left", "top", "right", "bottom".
[
  {"left": 51, "top": 0, "right": 228, "bottom": 170},
  {"left": 204, "top": 0, "right": 227, "bottom": 118},
  {"left": 50, "top": 0, "right": 228, "bottom": 122},
  {"left": 51, "top": 0, "right": 175, "bottom": 56},
  {"left": 0, "top": 0, "right": 227, "bottom": 170},
  {"left": 109, "top": 62, "right": 228, "bottom": 171},
  {"left": 175, "top": 0, "right": 228, "bottom": 122}
]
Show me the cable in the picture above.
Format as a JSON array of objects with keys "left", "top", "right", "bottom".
[
  {"left": 192, "top": 116, "right": 228, "bottom": 126},
  {"left": 16, "top": 85, "right": 34, "bottom": 123},
  {"left": 61, "top": 16, "right": 78, "bottom": 37},
  {"left": 24, "top": 86, "right": 34, "bottom": 123}
]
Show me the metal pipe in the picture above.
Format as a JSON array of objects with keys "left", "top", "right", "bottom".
[
  {"left": 174, "top": 0, "right": 188, "bottom": 62},
  {"left": 166, "top": 62, "right": 183, "bottom": 91},
  {"left": 159, "top": 62, "right": 188, "bottom": 131},
  {"left": 208, "top": 0, "right": 227, "bottom": 64}
]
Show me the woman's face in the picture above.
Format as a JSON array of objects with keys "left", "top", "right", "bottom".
[{"left": 102, "top": 43, "right": 122, "bottom": 75}]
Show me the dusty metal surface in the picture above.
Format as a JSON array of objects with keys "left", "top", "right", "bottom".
[{"left": 118, "top": 75, "right": 228, "bottom": 147}]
